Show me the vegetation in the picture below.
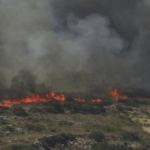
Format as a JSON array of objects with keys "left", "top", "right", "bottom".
[
  {"left": 2, "top": 144, "right": 40, "bottom": 150},
  {"left": 92, "top": 142, "right": 133, "bottom": 150},
  {"left": 11, "top": 106, "right": 28, "bottom": 116},
  {"left": 0, "top": 97, "right": 150, "bottom": 149},
  {"left": 122, "top": 131, "right": 140, "bottom": 141},
  {"left": 39, "top": 133, "right": 75, "bottom": 148},
  {"left": 89, "top": 131, "right": 105, "bottom": 142},
  {"left": 25, "top": 123, "right": 45, "bottom": 132}
]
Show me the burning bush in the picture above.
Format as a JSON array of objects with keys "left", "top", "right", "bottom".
[{"left": 11, "top": 106, "right": 28, "bottom": 116}]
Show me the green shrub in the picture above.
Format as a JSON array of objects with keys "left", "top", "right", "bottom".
[
  {"left": 116, "top": 104, "right": 124, "bottom": 112},
  {"left": 122, "top": 131, "right": 140, "bottom": 141},
  {"left": 92, "top": 142, "right": 133, "bottom": 150},
  {"left": 3, "top": 126, "right": 15, "bottom": 132},
  {"left": 25, "top": 123, "right": 45, "bottom": 132},
  {"left": 29, "top": 106, "right": 45, "bottom": 113},
  {"left": 63, "top": 101, "right": 82, "bottom": 113},
  {"left": 128, "top": 114, "right": 134, "bottom": 119},
  {"left": 43, "top": 106, "right": 58, "bottom": 114},
  {"left": 39, "top": 133, "right": 75, "bottom": 148},
  {"left": 65, "top": 97, "right": 74, "bottom": 102},
  {"left": 87, "top": 124, "right": 124, "bottom": 135},
  {"left": 0, "top": 118, "right": 7, "bottom": 125},
  {"left": 11, "top": 106, "right": 28, "bottom": 116},
  {"left": 45, "top": 100, "right": 64, "bottom": 113},
  {"left": 2, "top": 144, "right": 38, "bottom": 150},
  {"left": 143, "top": 119, "right": 147, "bottom": 122},
  {"left": 118, "top": 99, "right": 139, "bottom": 107},
  {"left": 59, "top": 120, "right": 73, "bottom": 126},
  {"left": 101, "top": 98, "right": 113, "bottom": 106},
  {"left": 83, "top": 103, "right": 106, "bottom": 114},
  {"left": 89, "top": 131, "right": 105, "bottom": 142},
  {"left": 0, "top": 107, "right": 8, "bottom": 114}
]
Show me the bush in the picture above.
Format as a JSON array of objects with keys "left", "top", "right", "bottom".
[
  {"left": 116, "top": 104, "right": 124, "bottom": 112},
  {"left": 122, "top": 131, "right": 140, "bottom": 141},
  {"left": 25, "top": 123, "right": 45, "bottom": 132},
  {"left": 59, "top": 120, "right": 73, "bottom": 126},
  {"left": 63, "top": 101, "right": 82, "bottom": 113},
  {"left": 101, "top": 98, "right": 113, "bottom": 106},
  {"left": 118, "top": 99, "right": 139, "bottom": 107},
  {"left": 45, "top": 100, "right": 64, "bottom": 113},
  {"left": 11, "top": 106, "right": 28, "bottom": 116},
  {"left": 0, "top": 107, "right": 8, "bottom": 114},
  {"left": 2, "top": 144, "right": 38, "bottom": 150},
  {"left": 43, "top": 106, "right": 58, "bottom": 114},
  {"left": 0, "top": 118, "right": 7, "bottom": 125},
  {"left": 3, "top": 126, "right": 15, "bottom": 132},
  {"left": 92, "top": 142, "right": 133, "bottom": 150},
  {"left": 83, "top": 103, "right": 106, "bottom": 114},
  {"left": 29, "top": 106, "right": 45, "bottom": 113},
  {"left": 89, "top": 131, "right": 105, "bottom": 142},
  {"left": 39, "top": 133, "right": 75, "bottom": 148}
]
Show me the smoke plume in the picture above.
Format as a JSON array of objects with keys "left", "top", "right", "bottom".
[{"left": 0, "top": 0, "right": 150, "bottom": 98}]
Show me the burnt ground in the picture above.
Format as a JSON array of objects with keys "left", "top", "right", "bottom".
[{"left": 0, "top": 99, "right": 150, "bottom": 150}]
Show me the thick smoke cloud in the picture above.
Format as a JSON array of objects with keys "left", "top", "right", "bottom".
[{"left": 0, "top": 0, "right": 150, "bottom": 98}]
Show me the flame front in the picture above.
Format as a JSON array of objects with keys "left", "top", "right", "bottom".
[
  {"left": 0, "top": 88, "right": 130, "bottom": 108},
  {"left": 0, "top": 92, "right": 66, "bottom": 108},
  {"left": 91, "top": 98, "right": 102, "bottom": 103},
  {"left": 109, "top": 89, "right": 128, "bottom": 99},
  {"left": 73, "top": 98, "right": 86, "bottom": 103}
]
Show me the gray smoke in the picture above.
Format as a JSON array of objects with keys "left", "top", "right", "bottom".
[{"left": 0, "top": 0, "right": 150, "bottom": 97}]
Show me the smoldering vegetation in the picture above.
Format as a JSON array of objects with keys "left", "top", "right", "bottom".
[{"left": 0, "top": 0, "right": 150, "bottom": 99}]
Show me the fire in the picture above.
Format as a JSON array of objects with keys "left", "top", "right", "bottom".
[
  {"left": 91, "top": 98, "right": 102, "bottom": 103},
  {"left": 109, "top": 89, "right": 128, "bottom": 99},
  {"left": 46, "top": 92, "right": 66, "bottom": 101},
  {"left": 73, "top": 98, "right": 86, "bottom": 103},
  {"left": 0, "top": 91, "right": 104, "bottom": 108},
  {"left": 0, "top": 92, "right": 66, "bottom": 108}
]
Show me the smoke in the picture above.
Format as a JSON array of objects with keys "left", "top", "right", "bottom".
[{"left": 0, "top": 0, "right": 150, "bottom": 97}]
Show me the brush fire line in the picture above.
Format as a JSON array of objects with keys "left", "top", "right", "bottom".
[
  {"left": 0, "top": 91, "right": 103, "bottom": 108},
  {"left": 0, "top": 89, "right": 131, "bottom": 108}
]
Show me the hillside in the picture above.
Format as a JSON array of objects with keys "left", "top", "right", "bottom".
[{"left": 0, "top": 99, "right": 150, "bottom": 150}]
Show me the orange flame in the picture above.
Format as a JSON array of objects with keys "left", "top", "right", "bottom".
[
  {"left": 73, "top": 98, "right": 86, "bottom": 103},
  {"left": 91, "top": 98, "right": 102, "bottom": 103},
  {"left": 46, "top": 92, "right": 66, "bottom": 101},
  {"left": 1, "top": 92, "right": 105, "bottom": 107},
  {"left": 109, "top": 89, "right": 128, "bottom": 99},
  {"left": 0, "top": 92, "right": 66, "bottom": 108}
]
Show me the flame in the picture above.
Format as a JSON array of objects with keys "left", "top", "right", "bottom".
[
  {"left": 46, "top": 92, "right": 66, "bottom": 101},
  {"left": 91, "top": 98, "right": 102, "bottom": 103},
  {"left": 73, "top": 98, "right": 86, "bottom": 103},
  {"left": 109, "top": 89, "right": 128, "bottom": 99},
  {"left": 0, "top": 92, "right": 66, "bottom": 108}
]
